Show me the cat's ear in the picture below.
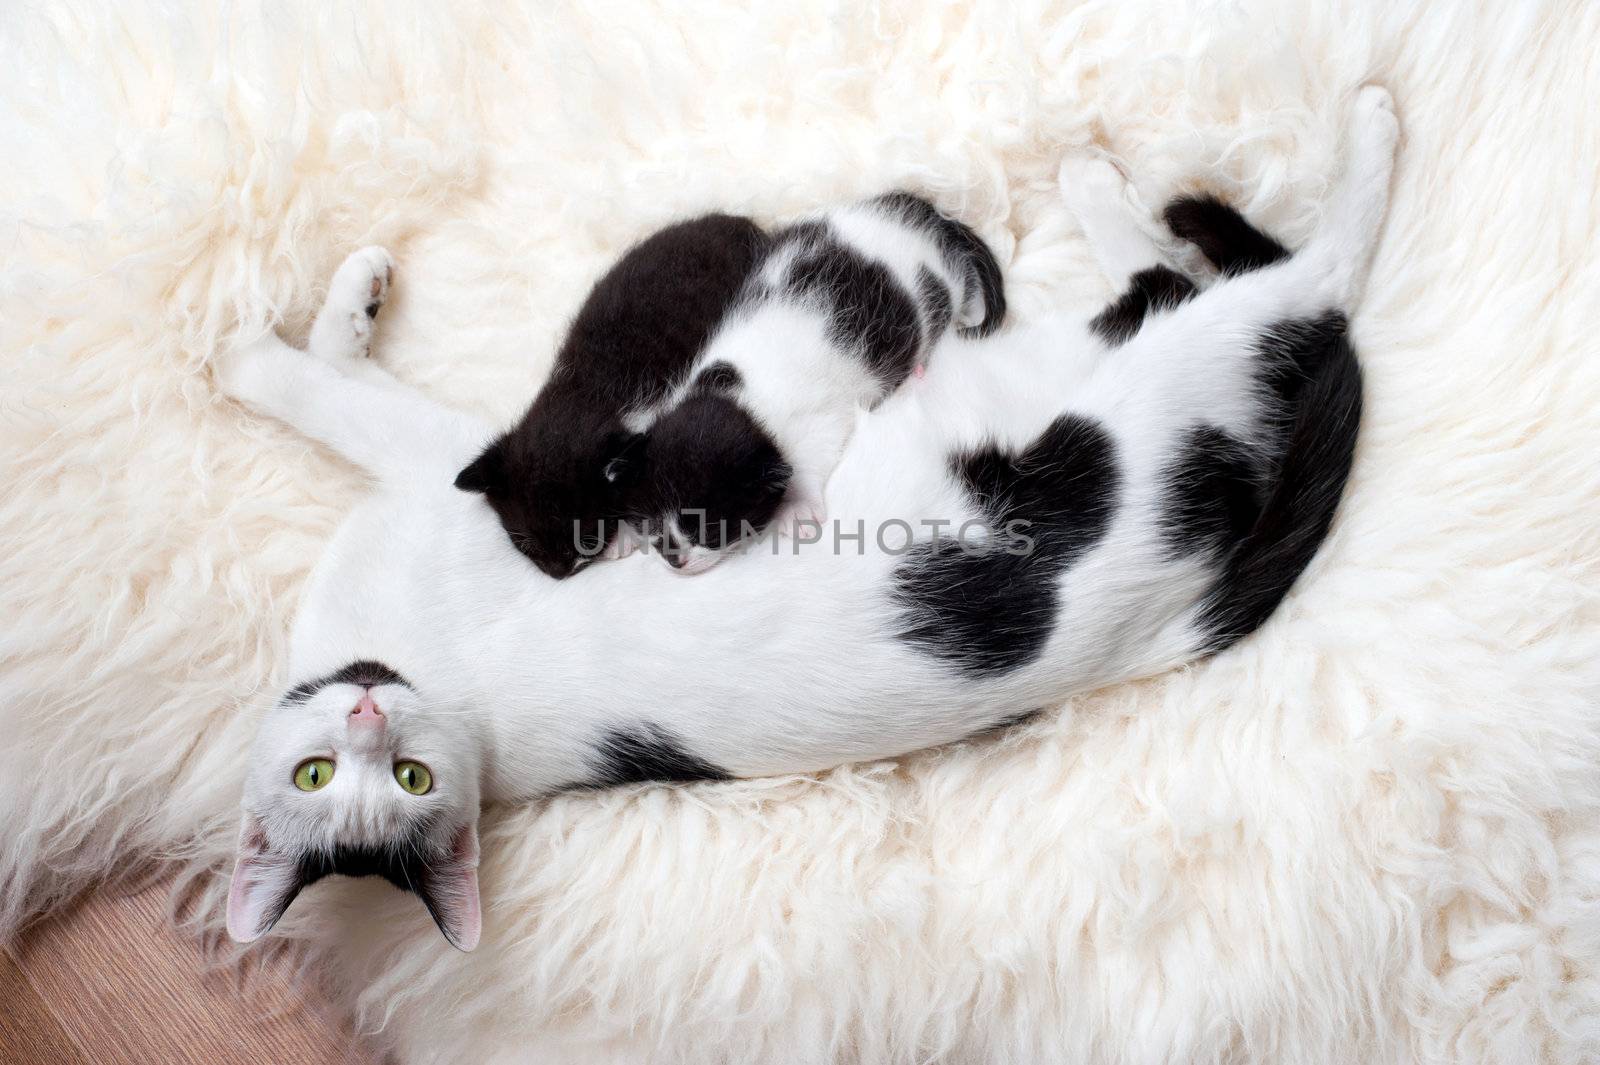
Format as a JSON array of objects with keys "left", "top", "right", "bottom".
[
  {"left": 601, "top": 431, "right": 646, "bottom": 487},
  {"left": 225, "top": 817, "right": 305, "bottom": 944},
  {"left": 455, "top": 445, "right": 505, "bottom": 494},
  {"left": 417, "top": 822, "right": 482, "bottom": 952}
]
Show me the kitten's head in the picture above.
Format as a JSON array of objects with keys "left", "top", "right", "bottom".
[
  {"left": 226, "top": 661, "right": 484, "bottom": 951},
  {"left": 455, "top": 427, "right": 633, "bottom": 579},
  {"left": 631, "top": 393, "right": 791, "bottom": 574}
]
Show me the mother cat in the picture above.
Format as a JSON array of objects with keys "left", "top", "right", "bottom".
[{"left": 216, "top": 89, "right": 1398, "bottom": 951}]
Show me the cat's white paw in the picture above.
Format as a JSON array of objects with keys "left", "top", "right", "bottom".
[
  {"left": 1350, "top": 85, "right": 1400, "bottom": 164},
  {"left": 308, "top": 246, "right": 395, "bottom": 362}
]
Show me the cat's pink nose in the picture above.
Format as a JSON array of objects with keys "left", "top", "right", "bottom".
[{"left": 349, "top": 693, "right": 385, "bottom": 727}]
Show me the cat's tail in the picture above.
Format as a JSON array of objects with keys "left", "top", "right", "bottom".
[
  {"left": 1194, "top": 317, "right": 1363, "bottom": 652},
  {"left": 870, "top": 192, "right": 1007, "bottom": 338}
]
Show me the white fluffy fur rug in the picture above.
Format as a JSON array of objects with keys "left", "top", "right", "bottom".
[{"left": 4, "top": 1, "right": 1598, "bottom": 1062}]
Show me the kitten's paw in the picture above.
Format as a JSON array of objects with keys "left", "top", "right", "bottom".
[
  {"left": 772, "top": 496, "right": 827, "bottom": 541},
  {"left": 309, "top": 246, "right": 395, "bottom": 362},
  {"left": 601, "top": 528, "right": 642, "bottom": 561}
]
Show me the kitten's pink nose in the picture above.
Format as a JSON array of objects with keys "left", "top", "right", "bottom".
[{"left": 349, "top": 692, "right": 385, "bottom": 728}]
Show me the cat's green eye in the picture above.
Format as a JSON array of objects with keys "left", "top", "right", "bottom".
[
  {"left": 394, "top": 761, "right": 433, "bottom": 795},
  {"left": 293, "top": 758, "right": 335, "bottom": 791}
]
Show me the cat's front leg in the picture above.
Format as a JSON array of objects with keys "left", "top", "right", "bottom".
[{"left": 214, "top": 248, "right": 488, "bottom": 481}]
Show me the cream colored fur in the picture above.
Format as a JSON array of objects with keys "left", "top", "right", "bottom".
[{"left": 2, "top": 2, "right": 1597, "bottom": 1063}]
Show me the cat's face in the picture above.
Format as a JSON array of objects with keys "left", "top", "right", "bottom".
[{"left": 226, "top": 662, "right": 484, "bottom": 950}]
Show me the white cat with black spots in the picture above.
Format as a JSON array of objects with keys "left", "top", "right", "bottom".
[{"left": 217, "top": 87, "right": 1398, "bottom": 950}]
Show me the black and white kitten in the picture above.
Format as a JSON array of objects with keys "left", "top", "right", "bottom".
[
  {"left": 454, "top": 213, "right": 769, "bottom": 578},
  {"left": 621, "top": 192, "right": 1006, "bottom": 573}
]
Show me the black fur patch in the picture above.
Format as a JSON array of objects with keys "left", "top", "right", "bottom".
[
  {"left": 893, "top": 415, "right": 1121, "bottom": 676},
  {"left": 871, "top": 191, "right": 1007, "bottom": 337},
  {"left": 287, "top": 829, "right": 456, "bottom": 944},
  {"left": 1254, "top": 311, "right": 1350, "bottom": 409},
  {"left": 1196, "top": 314, "right": 1362, "bottom": 651},
  {"left": 1161, "top": 427, "right": 1262, "bottom": 558},
  {"left": 691, "top": 360, "right": 742, "bottom": 394},
  {"left": 916, "top": 265, "right": 954, "bottom": 338},
  {"left": 1089, "top": 266, "right": 1198, "bottom": 347},
  {"left": 282, "top": 659, "right": 410, "bottom": 705},
  {"left": 784, "top": 227, "right": 923, "bottom": 386},
  {"left": 297, "top": 837, "right": 437, "bottom": 896},
  {"left": 1162, "top": 195, "right": 1290, "bottom": 276},
  {"left": 588, "top": 723, "right": 732, "bottom": 787}
]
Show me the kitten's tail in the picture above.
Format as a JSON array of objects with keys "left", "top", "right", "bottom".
[
  {"left": 1195, "top": 322, "right": 1363, "bottom": 651},
  {"left": 871, "top": 192, "right": 1007, "bottom": 338}
]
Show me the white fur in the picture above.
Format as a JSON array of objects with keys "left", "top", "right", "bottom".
[{"left": 3, "top": 3, "right": 1598, "bottom": 1064}]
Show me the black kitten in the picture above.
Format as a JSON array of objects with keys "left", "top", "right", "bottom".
[{"left": 455, "top": 214, "right": 768, "bottom": 577}]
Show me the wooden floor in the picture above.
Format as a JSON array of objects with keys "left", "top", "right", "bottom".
[{"left": 1, "top": 881, "right": 377, "bottom": 1065}]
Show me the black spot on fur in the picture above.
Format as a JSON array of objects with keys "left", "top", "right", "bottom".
[
  {"left": 784, "top": 227, "right": 923, "bottom": 386},
  {"left": 871, "top": 191, "right": 1007, "bottom": 337},
  {"left": 691, "top": 360, "right": 742, "bottom": 394},
  {"left": 1089, "top": 266, "right": 1198, "bottom": 346},
  {"left": 282, "top": 659, "right": 410, "bottom": 705},
  {"left": 1163, "top": 196, "right": 1290, "bottom": 276},
  {"left": 364, "top": 301, "right": 380, "bottom": 319},
  {"left": 893, "top": 415, "right": 1120, "bottom": 676},
  {"left": 589, "top": 723, "right": 732, "bottom": 787},
  {"left": 1161, "top": 427, "right": 1262, "bottom": 558},
  {"left": 1254, "top": 311, "right": 1350, "bottom": 410},
  {"left": 1196, "top": 313, "right": 1362, "bottom": 651},
  {"left": 916, "top": 265, "right": 954, "bottom": 338}
]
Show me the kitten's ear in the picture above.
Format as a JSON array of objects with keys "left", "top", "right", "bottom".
[
  {"left": 455, "top": 445, "right": 504, "bottom": 494},
  {"left": 225, "top": 817, "right": 305, "bottom": 944},
  {"left": 601, "top": 431, "right": 647, "bottom": 487},
  {"left": 417, "top": 822, "right": 482, "bottom": 952}
]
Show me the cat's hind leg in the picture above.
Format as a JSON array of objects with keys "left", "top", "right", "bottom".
[
  {"left": 1060, "top": 154, "right": 1198, "bottom": 347},
  {"left": 1294, "top": 85, "right": 1398, "bottom": 307},
  {"left": 1184, "top": 87, "right": 1396, "bottom": 312}
]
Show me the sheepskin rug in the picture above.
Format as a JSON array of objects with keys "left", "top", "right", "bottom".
[{"left": 4, "top": 0, "right": 1598, "bottom": 1061}]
